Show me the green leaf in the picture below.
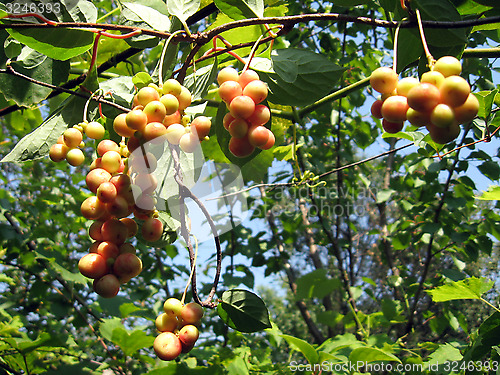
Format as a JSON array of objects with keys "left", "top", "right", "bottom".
[
  {"left": 251, "top": 49, "right": 346, "bottom": 106},
  {"left": 296, "top": 269, "right": 340, "bottom": 300},
  {"left": 475, "top": 90, "right": 498, "bottom": 119},
  {"left": 478, "top": 160, "right": 500, "bottom": 180},
  {"left": 132, "top": 72, "right": 154, "bottom": 90},
  {"left": 183, "top": 62, "right": 218, "bottom": 101},
  {"left": 122, "top": 1, "right": 171, "bottom": 31},
  {"left": 214, "top": 0, "right": 264, "bottom": 20},
  {"left": 111, "top": 328, "right": 155, "bottom": 356},
  {"left": 167, "top": 0, "right": 201, "bottom": 23},
  {"left": 7, "top": 28, "right": 94, "bottom": 61},
  {"left": 376, "top": 189, "right": 396, "bottom": 203},
  {"left": 349, "top": 347, "right": 402, "bottom": 364},
  {"left": 281, "top": 334, "right": 319, "bottom": 364},
  {"left": 413, "top": 0, "right": 468, "bottom": 47},
  {"left": 427, "top": 277, "right": 494, "bottom": 302},
  {"left": 463, "top": 312, "right": 500, "bottom": 362},
  {"left": 0, "top": 48, "right": 69, "bottom": 106},
  {"left": 476, "top": 185, "right": 500, "bottom": 200},
  {"left": 217, "top": 289, "right": 272, "bottom": 333}
]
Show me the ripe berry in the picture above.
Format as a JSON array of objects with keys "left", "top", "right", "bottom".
[
  {"left": 370, "top": 100, "right": 384, "bottom": 119},
  {"left": 370, "top": 67, "right": 398, "bottom": 94},
  {"left": 78, "top": 253, "right": 108, "bottom": 279},
  {"left": 191, "top": 116, "right": 211, "bottom": 139},
  {"left": 229, "top": 95, "right": 256, "bottom": 119},
  {"left": 247, "top": 104, "right": 271, "bottom": 126},
  {"left": 453, "top": 93, "right": 479, "bottom": 124},
  {"left": 101, "top": 150, "right": 122, "bottom": 174},
  {"left": 242, "top": 80, "right": 268, "bottom": 104},
  {"left": 238, "top": 69, "right": 260, "bottom": 88},
  {"left": 248, "top": 125, "right": 270, "bottom": 147},
  {"left": 143, "top": 121, "right": 168, "bottom": 142},
  {"left": 86, "top": 168, "right": 112, "bottom": 194},
  {"left": 260, "top": 130, "right": 275, "bottom": 150},
  {"left": 180, "top": 302, "right": 204, "bottom": 324},
  {"left": 81, "top": 196, "right": 106, "bottom": 220},
  {"left": 396, "top": 77, "right": 419, "bottom": 97},
  {"left": 165, "top": 123, "right": 186, "bottom": 145},
  {"left": 97, "top": 140, "right": 120, "bottom": 157},
  {"left": 113, "top": 253, "right": 143, "bottom": 282},
  {"left": 142, "top": 217, "right": 163, "bottom": 242},
  {"left": 407, "top": 83, "right": 441, "bottom": 112},
  {"left": 178, "top": 324, "right": 199, "bottom": 347},
  {"left": 154, "top": 332, "right": 182, "bottom": 361},
  {"left": 113, "top": 113, "right": 136, "bottom": 138},
  {"left": 160, "top": 94, "right": 180, "bottom": 115},
  {"left": 382, "top": 119, "right": 404, "bottom": 134},
  {"left": 63, "top": 128, "right": 83, "bottom": 148},
  {"left": 93, "top": 274, "right": 121, "bottom": 298},
  {"left": 218, "top": 80, "right": 242, "bottom": 104},
  {"left": 420, "top": 70, "right": 445, "bottom": 88},
  {"left": 433, "top": 56, "right": 462, "bottom": 77},
  {"left": 228, "top": 118, "right": 249, "bottom": 139},
  {"left": 217, "top": 66, "right": 239, "bottom": 85},
  {"left": 430, "top": 103, "right": 456, "bottom": 128},
  {"left": 156, "top": 313, "right": 179, "bottom": 332},
  {"left": 125, "top": 109, "right": 148, "bottom": 132},
  {"left": 120, "top": 218, "right": 138, "bottom": 238},
  {"left": 49, "top": 143, "right": 69, "bottom": 162},
  {"left": 96, "top": 181, "right": 118, "bottom": 203},
  {"left": 406, "top": 108, "right": 430, "bottom": 127},
  {"left": 101, "top": 218, "right": 128, "bottom": 244},
  {"left": 229, "top": 136, "right": 255, "bottom": 157},
  {"left": 439, "top": 75, "right": 470, "bottom": 107},
  {"left": 162, "top": 79, "right": 182, "bottom": 97},
  {"left": 66, "top": 148, "right": 85, "bottom": 166},
  {"left": 177, "top": 86, "right": 192, "bottom": 111},
  {"left": 136, "top": 86, "right": 160, "bottom": 106},
  {"left": 380, "top": 95, "right": 409, "bottom": 123},
  {"left": 143, "top": 100, "right": 167, "bottom": 123},
  {"left": 86, "top": 121, "right": 106, "bottom": 140}
]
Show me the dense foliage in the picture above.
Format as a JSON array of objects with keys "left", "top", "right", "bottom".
[{"left": 1, "top": 0, "right": 500, "bottom": 374}]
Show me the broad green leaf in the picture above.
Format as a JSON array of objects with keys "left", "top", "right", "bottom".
[
  {"left": 478, "top": 160, "right": 500, "bottom": 180},
  {"left": 457, "top": 0, "right": 492, "bottom": 15},
  {"left": 296, "top": 269, "right": 340, "bottom": 300},
  {"left": 7, "top": 28, "right": 94, "bottom": 61},
  {"left": 122, "top": 1, "right": 171, "bottom": 31},
  {"left": 99, "top": 317, "right": 124, "bottom": 342},
  {"left": 413, "top": 0, "right": 468, "bottom": 47},
  {"left": 217, "top": 289, "right": 272, "bottom": 333},
  {"left": 183, "top": 62, "right": 218, "bottom": 101},
  {"left": 167, "top": 0, "right": 201, "bottom": 23},
  {"left": 281, "top": 334, "right": 319, "bottom": 365},
  {"left": 349, "top": 347, "right": 402, "bottom": 364},
  {"left": 425, "top": 343, "right": 463, "bottom": 369},
  {"left": 472, "top": 0, "right": 500, "bottom": 7},
  {"left": 475, "top": 90, "right": 498, "bottom": 119},
  {"left": 0, "top": 48, "right": 69, "bottom": 106},
  {"left": 111, "top": 328, "right": 155, "bottom": 356},
  {"left": 132, "top": 72, "right": 154, "bottom": 90},
  {"left": 376, "top": 189, "right": 396, "bottom": 203},
  {"left": 427, "top": 277, "right": 494, "bottom": 302},
  {"left": 251, "top": 49, "right": 346, "bottom": 106},
  {"left": 476, "top": 185, "right": 500, "bottom": 200},
  {"left": 214, "top": 0, "right": 264, "bottom": 20},
  {"left": 463, "top": 312, "right": 500, "bottom": 362}
]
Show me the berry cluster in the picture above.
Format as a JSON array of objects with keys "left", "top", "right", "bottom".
[
  {"left": 49, "top": 121, "right": 106, "bottom": 166},
  {"left": 114, "top": 79, "right": 212, "bottom": 155},
  {"left": 370, "top": 56, "right": 479, "bottom": 144},
  {"left": 78, "top": 138, "right": 162, "bottom": 298},
  {"left": 154, "top": 298, "right": 204, "bottom": 361},
  {"left": 217, "top": 67, "right": 275, "bottom": 157}
]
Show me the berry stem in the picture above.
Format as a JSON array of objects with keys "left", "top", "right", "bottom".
[
  {"left": 82, "top": 89, "right": 103, "bottom": 123},
  {"left": 181, "top": 235, "right": 199, "bottom": 306},
  {"left": 158, "top": 30, "right": 185, "bottom": 87},
  {"left": 415, "top": 9, "right": 435, "bottom": 68},
  {"left": 392, "top": 22, "right": 402, "bottom": 72}
]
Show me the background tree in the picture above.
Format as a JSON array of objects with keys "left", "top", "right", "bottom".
[{"left": 1, "top": 0, "right": 500, "bottom": 374}]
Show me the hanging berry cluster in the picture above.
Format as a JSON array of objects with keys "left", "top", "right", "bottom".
[
  {"left": 217, "top": 67, "right": 275, "bottom": 157},
  {"left": 370, "top": 56, "right": 479, "bottom": 144}
]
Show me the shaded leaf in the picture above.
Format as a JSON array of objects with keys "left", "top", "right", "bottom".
[
  {"left": 214, "top": 0, "right": 264, "bottom": 20},
  {"left": 217, "top": 289, "right": 271, "bottom": 333}
]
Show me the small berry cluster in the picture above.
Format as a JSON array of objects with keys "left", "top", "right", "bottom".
[
  {"left": 217, "top": 67, "right": 275, "bottom": 157},
  {"left": 370, "top": 56, "right": 479, "bottom": 144},
  {"left": 114, "top": 79, "right": 212, "bottom": 156},
  {"left": 153, "top": 298, "right": 204, "bottom": 361},
  {"left": 49, "top": 121, "right": 106, "bottom": 166}
]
